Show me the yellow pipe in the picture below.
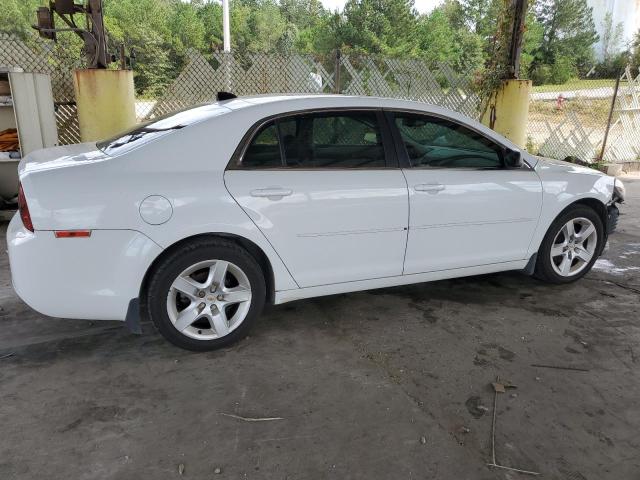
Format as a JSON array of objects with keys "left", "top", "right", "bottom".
[
  {"left": 481, "top": 79, "right": 532, "bottom": 148},
  {"left": 73, "top": 69, "right": 136, "bottom": 142}
]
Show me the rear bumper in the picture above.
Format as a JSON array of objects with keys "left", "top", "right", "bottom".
[{"left": 7, "top": 214, "right": 162, "bottom": 321}]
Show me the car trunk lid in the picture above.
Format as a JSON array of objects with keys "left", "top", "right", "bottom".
[{"left": 18, "top": 142, "right": 107, "bottom": 176}]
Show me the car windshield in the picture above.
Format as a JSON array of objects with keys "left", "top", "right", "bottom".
[{"left": 97, "top": 104, "right": 228, "bottom": 156}]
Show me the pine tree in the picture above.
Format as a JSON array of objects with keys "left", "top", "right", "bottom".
[{"left": 534, "top": 0, "right": 599, "bottom": 75}]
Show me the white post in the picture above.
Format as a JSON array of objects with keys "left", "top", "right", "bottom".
[
  {"left": 222, "top": 0, "right": 231, "bottom": 91},
  {"left": 222, "top": 0, "right": 231, "bottom": 53}
]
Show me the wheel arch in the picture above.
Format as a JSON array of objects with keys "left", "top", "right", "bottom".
[
  {"left": 532, "top": 196, "right": 608, "bottom": 259},
  {"left": 570, "top": 197, "right": 608, "bottom": 228},
  {"left": 139, "top": 232, "right": 276, "bottom": 307}
]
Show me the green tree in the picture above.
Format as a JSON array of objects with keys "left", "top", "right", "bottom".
[
  {"left": 249, "top": 1, "right": 288, "bottom": 52},
  {"left": 600, "top": 11, "right": 623, "bottom": 62},
  {"left": 340, "top": 0, "right": 418, "bottom": 55},
  {"left": 280, "top": 0, "right": 324, "bottom": 29},
  {"left": 520, "top": 10, "right": 544, "bottom": 79},
  {"left": 295, "top": 11, "right": 342, "bottom": 53},
  {"left": 415, "top": 6, "right": 482, "bottom": 72},
  {"left": 416, "top": 9, "right": 457, "bottom": 64},
  {"left": 103, "top": 0, "right": 173, "bottom": 96},
  {"left": 168, "top": 1, "right": 206, "bottom": 54},
  {"left": 459, "top": 0, "right": 501, "bottom": 38},
  {"left": 592, "top": 12, "right": 628, "bottom": 78},
  {"left": 197, "top": 1, "right": 223, "bottom": 50},
  {"left": 632, "top": 31, "right": 640, "bottom": 71},
  {"left": 0, "top": 0, "right": 42, "bottom": 39},
  {"left": 534, "top": 0, "right": 599, "bottom": 77}
]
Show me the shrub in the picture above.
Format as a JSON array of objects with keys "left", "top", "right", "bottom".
[
  {"left": 530, "top": 63, "right": 552, "bottom": 85},
  {"left": 550, "top": 56, "right": 577, "bottom": 84}
]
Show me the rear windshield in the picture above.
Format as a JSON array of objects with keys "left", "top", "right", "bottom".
[{"left": 97, "top": 104, "right": 228, "bottom": 156}]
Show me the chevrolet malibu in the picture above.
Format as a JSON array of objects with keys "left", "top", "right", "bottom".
[{"left": 7, "top": 95, "right": 625, "bottom": 351}]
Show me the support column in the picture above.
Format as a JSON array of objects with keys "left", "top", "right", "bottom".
[
  {"left": 480, "top": 79, "right": 532, "bottom": 148},
  {"left": 73, "top": 69, "right": 136, "bottom": 142}
]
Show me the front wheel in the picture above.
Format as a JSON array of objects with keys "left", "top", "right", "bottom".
[
  {"left": 145, "top": 239, "right": 266, "bottom": 351},
  {"left": 534, "top": 205, "right": 604, "bottom": 284}
]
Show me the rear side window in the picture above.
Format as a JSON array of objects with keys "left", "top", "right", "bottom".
[
  {"left": 238, "top": 111, "right": 388, "bottom": 169},
  {"left": 394, "top": 113, "right": 503, "bottom": 169},
  {"left": 242, "top": 122, "right": 283, "bottom": 168}
]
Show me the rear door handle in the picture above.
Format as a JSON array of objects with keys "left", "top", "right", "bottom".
[
  {"left": 414, "top": 183, "right": 445, "bottom": 193},
  {"left": 250, "top": 188, "right": 293, "bottom": 199}
]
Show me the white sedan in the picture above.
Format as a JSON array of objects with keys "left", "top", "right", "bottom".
[{"left": 7, "top": 95, "right": 625, "bottom": 350}]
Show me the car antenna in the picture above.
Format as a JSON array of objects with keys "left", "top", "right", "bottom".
[{"left": 217, "top": 91, "right": 237, "bottom": 101}]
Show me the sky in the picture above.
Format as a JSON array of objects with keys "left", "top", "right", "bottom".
[{"left": 319, "top": 0, "right": 444, "bottom": 14}]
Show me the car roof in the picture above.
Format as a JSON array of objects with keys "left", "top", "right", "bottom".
[{"left": 219, "top": 94, "right": 457, "bottom": 117}]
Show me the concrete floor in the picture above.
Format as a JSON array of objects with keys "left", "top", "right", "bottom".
[{"left": 1, "top": 180, "right": 639, "bottom": 480}]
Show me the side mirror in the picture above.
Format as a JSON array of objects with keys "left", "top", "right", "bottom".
[{"left": 504, "top": 148, "right": 523, "bottom": 168}]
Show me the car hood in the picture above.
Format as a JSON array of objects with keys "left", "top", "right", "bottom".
[
  {"left": 533, "top": 155, "right": 606, "bottom": 177},
  {"left": 18, "top": 142, "right": 108, "bottom": 177}
]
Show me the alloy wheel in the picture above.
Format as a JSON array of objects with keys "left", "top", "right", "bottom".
[
  {"left": 549, "top": 217, "right": 598, "bottom": 277},
  {"left": 166, "top": 259, "right": 252, "bottom": 340}
]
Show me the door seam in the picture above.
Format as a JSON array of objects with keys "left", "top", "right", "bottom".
[
  {"left": 222, "top": 172, "right": 301, "bottom": 288},
  {"left": 400, "top": 168, "right": 411, "bottom": 275}
]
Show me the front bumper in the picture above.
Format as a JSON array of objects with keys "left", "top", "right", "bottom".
[{"left": 7, "top": 214, "right": 162, "bottom": 321}]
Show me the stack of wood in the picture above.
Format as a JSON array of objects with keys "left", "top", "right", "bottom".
[{"left": 0, "top": 128, "right": 19, "bottom": 152}]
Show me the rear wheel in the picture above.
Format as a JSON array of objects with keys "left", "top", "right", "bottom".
[
  {"left": 146, "top": 239, "right": 265, "bottom": 351},
  {"left": 534, "top": 205, "right": 603, "bottom": 284}
]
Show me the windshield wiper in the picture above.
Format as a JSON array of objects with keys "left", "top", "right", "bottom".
[
  {"left": 137, "top": 125, "right": 187, "bottom": 133},
  {"left": 106, "top": 125, "right": 187, "bottom": 150}
]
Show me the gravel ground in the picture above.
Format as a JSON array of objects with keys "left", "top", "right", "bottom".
[{"left": 0, "top": 179, "right": 638, "bottom": 480}]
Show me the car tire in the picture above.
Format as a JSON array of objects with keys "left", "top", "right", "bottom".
[
  {"left": 534, "top": 205, "right": 604, "bottom": 284},
  {"left": 145, "top": 238, "right": 266, "bottom": 351}
]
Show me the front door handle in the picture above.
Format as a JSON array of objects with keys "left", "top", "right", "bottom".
[
  {"left": 250, "top": 188, "right": 293, "bottom": 199},
  {"left": 414, "top": 183, "right": 445, "bottom": 193}
]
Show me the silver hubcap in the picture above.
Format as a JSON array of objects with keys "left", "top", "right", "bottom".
[
  {"left": 167, "top": 260, "right": 252, "bottom": 340},
  {"left": 550, "top": 217, "right": 597, "bottom": 277}
]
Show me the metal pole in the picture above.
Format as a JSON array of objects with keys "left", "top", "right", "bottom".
[
  {"left": 222, "top": 0, "right": 231, "bottom": 91},
  {"left": 599, "top": 72, "right": 622, "bottom": 162},
  {"left": 334, "top": 49, "right": 341, "bottom": 94},
  {"left": 222, "top": 0, "right": 231, "bottom": 53}
]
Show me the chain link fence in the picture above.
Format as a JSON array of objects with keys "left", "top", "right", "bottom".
[
  {"left": 149, "top": 49, "right": 639, "bottom": 163},
  {"left": 145, "top": 50, "right": 481, "bottom": 122},
  {"left": 141, "top": 50, "right": 337, "bottom": 120},
  {"left": 1, "top": 33, "right": 638, "bottom": 163},
  {"left": 527, "top": 69, "right": 640, "bottom": 163}
]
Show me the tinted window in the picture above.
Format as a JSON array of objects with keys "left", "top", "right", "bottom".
[
  {"left": 242, "top": 122, "right": 283, "bottom": 168},
  {"left": 278, "top": 118, "right": 300, "bottom": 166},
  {"left": 288, "top": 112, "right": 385, "bottom": 168},
  {"left": 238, "top": 111, "right": 388, "bottom": 169},
  {"left": 394, "top": 113, "right": 503, "bottom": 168}
]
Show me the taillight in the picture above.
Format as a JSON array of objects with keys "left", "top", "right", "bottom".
[{"left": 18, "top": 183, "right": 34, "bottom": 232}]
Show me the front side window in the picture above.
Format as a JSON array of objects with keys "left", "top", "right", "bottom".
[
  {"left": 239, "top": 111, "right": 387, "bottom": 169},
  {"left": 394, "top": 113, "right": 503, "bottom": 169}
]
